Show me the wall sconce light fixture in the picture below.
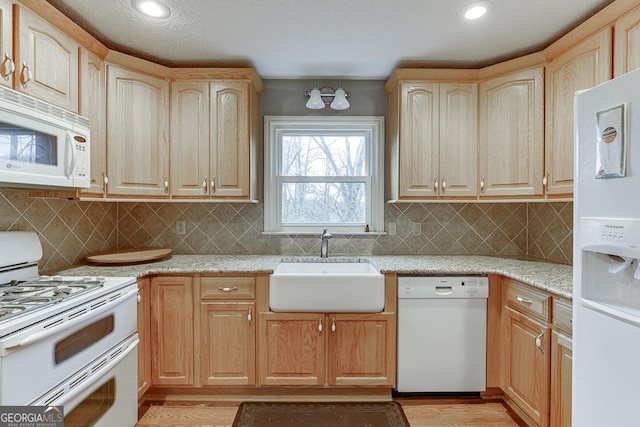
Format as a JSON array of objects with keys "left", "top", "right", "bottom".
[{"left": 304, "top": 84, "right": 351, "bottom": 110}]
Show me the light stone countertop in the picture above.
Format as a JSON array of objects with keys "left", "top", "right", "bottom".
[{"left": 58, "top": 254, "right": 573, "bottom": 299}]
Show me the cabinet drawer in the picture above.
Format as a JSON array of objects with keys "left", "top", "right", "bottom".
[
  {"left": 505, "top": 280, "right": 550, "bottom": 321},
  {"left": 200, "top": 276, "right": 255, "bottom": 300},
  {"left": 553, "top": 298, "right": 573, "bottom": 336}
]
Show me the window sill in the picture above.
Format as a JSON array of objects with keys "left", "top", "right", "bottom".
[{"left": 261, "top": 231, "right": 386, "bottom": 237}]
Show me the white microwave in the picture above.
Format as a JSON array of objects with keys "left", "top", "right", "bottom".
[{"left": 0, "top": 86, "right": 90, "bottom": 189}]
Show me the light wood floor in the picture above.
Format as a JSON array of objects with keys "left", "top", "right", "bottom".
[{"left": 136, "top": 398, "right": 527, "bottom": 427}]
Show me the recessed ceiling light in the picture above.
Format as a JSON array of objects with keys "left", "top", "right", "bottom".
[
  {"left": 131, "top": 0, "right": 171, "bottom": 19},
  {"left": 460, "top": 1, "right": 494, "bottom": 20}
]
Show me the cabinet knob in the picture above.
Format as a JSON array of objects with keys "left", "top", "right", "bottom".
[
  {"left": 1, "top": 54, "right": 15, "bottom": 80},
  {"left": 20, "top": 62, "right": 32, "bottom": 88},
  {"left": 535, "top": 330, "right": 545, "bottom": 354},
  {"left": 203, "top": 176, "right": 208, "bottom": 192},
  {"left": 164, "top": 176, "right": 169, "bottom": 193},
  {"left": 480, "top": 176, "right": 485, "bottom": 193},
  {"left": 211, "top": 178, "right": 216, "bottom": 192},
  {"left": 318, "top": 317, "right": 323, "bottom": 335},
  {"left": 542, "top": 172, "right": 549, "bottom": 191},
  {"left": 441, "top": 177, "right": 446, "bottom": 194},
  {"left": 247, "top": 306, "right": 252, "bottom": 324},
  {"left": 331, "top": 316, "right": 336, "bottom": 335},
  {"left": 102, "top": 171, "right": 108, "bottom": 188},
  {"left": 433, "top": 177, "right": 438, "bottom": 194}
]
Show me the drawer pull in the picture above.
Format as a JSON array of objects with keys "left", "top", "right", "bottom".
[
  {"left": 218, "top": 286, "right": 238, "bottom": 292},
  {"left": 318, "top": 317, "right": 323, "bottom": 335},
  {"left": 516, "top": 295, "right": 533, "bottom": 305},
  {"left": 331, "top": 316, "right": 336, "bottom": 335}
]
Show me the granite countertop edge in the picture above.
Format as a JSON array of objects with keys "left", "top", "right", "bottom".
[{"left": 58, "top": 254, "right": 574, "bottom": 300}]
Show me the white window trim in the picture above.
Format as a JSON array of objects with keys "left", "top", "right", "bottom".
[{"left": 264, "top": 115, "right": 384, "bottom": 234}]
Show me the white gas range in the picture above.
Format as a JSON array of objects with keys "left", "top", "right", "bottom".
[{"left": 0, "top": 231, "right": 139, "bottom": 427}]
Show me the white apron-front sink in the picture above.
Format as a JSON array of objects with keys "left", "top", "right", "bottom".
[{"left": 269, "top": 262, "right": 385, "bottom": 313}]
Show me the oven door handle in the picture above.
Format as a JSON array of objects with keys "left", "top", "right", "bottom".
[
  {"left": 9, "top": 288, "right": 138, "bottom": 350},
  {"left": 45, "top": 337, "right": 139, "bottom": 408}
]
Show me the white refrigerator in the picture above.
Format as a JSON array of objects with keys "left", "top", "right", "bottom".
[{"left": 573, "top": 68, "right": 640, "bottom": 426}]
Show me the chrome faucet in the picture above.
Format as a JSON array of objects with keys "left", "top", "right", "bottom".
[{"left": 320, "top": 229, "right": 332, "bottom": 258}]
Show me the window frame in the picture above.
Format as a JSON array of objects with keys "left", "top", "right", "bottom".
[{"left": 264, "top": 116, "right": 384, "bottom": 234}]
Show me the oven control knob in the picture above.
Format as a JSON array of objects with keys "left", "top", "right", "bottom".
[
  {"left": 97, "top": 276, "right": 106, "bottom": 282},
  {"left": 83, "top": 276, "right": 93, "bottom": 282},
  {"left": 53, "top": 276, "right": 63, "bottom": 281},
  {"left": 39, "top": 275, "right": 51, "bottom": 281}
]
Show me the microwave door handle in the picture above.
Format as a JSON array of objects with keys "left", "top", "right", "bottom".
[
  {"left": 7, "top": 288, "right": 138, "bottom": 350},
  {"left": 65, "top": 131, "right": 77, "bottom": 177}
]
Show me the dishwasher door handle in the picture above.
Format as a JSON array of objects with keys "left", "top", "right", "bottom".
[{"left": 435, "top": 286, "right": 453, "bottom": 296}]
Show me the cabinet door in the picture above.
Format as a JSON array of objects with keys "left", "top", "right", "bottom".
[
  {"left": 15, "top": 5, "right": 78, "bottom": 112},
  {"left": 545, "top": 28, "right": 611, "bottom": 195},
  {"left": 479, "top": 68, "right": 544, "bottom": 197},
  {"left": 200, "top": 302, "right": 255, "bottom": 386},
  {"left": 79, "top": 48, "right": 106, "bottom": 197},
  {"left": 171, "top": 81, "right": 211, "bottom": 197},
  {"left": 106, "top": 65, "right": 170, "bottom": 196},
  {"left": 328, "top": 313, "right": 395, "bottom": 386},
  {"left": 399, "top": 82, "right": 439, "bottom": 199},
  {"left": 504, "top": 307, "right": 551, "bottom": 427},
  {"left": 210, "top": 81, "right": 250, "bottom": 198},
  {"left": 151, "top": 276, "right": 194, "bottom": 386},
  {"left": 550, "top": 332, "right": 572, "bottom": 427},
  {"left": 439, "top": 83, "right": 477, "bottom": 198},
  {"left": 137, "top": 277, "right": 151, "bottom": 397},
  {"left": 0, "top": 0, "right": 13, "bottom": 87},
  {"left": 258, "top": 313, "right": 325, "bottom": 386},
  {"left": 614, "top": 5, "right": 640, "bottom": 77}
]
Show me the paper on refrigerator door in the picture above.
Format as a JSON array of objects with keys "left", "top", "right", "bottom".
[{"left": 595, "top": 104, "right": 626, "bottom": 179}]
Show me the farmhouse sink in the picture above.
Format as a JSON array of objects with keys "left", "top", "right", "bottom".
[{"left": 269, "top": 262, "right": 385, "bottom": 313}]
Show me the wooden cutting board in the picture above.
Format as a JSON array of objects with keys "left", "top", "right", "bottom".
[{"left": 86, "top": 247, "right": 172, "bottom": 264}]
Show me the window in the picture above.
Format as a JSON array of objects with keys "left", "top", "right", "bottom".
[{"left": 264, "top": 116, "right": 384, "bottom": 233}]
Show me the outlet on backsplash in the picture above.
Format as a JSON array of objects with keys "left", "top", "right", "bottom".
[
  {"left": 175, "top": 221, "right": 186, "bottom": 236},
  {"left": 412, "top": 222, "right": 422, "bottom": 236}
]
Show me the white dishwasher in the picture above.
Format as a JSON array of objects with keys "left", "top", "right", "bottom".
[{"left": 396, "top": 275, "right": 489, "bottom": 393}]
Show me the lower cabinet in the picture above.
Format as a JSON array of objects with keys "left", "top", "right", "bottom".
[
  {"left": 258, "top": 312, "right": 395, "bottom": 387},
  {"left": 137, "top": 277, "right": 151, "bottom": 397},
  {"left": 200, "top": 301, "right": 256, "bottom": 386},
  {"left": 503, "top": 307, "right": 551, "bottom": 427},
  {"left": 150, "top": 276, "right": 194, "bottom": 386},
  {"left": 550, "top": 332, "right": 572, "bottom": 427}
]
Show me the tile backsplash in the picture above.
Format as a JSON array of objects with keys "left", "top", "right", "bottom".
[{"left": 0, "top": 188, "right": 573, "bottom": 271}]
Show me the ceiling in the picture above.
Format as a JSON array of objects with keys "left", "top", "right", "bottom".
[{"left": 46, "top": 0, "right": 614, "bottom": 79}]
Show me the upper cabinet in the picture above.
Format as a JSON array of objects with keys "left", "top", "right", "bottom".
[
  {"left": 478, "top": 67, "right": 544, "bottom": 197},
  {"left": 14, "top": 5, "right": 79, "bottom": 112},
  {"left": 79, "top": 48, "right": 107, "bottom": 197},
  {"left": 387, "top": 76, "right": 478, "bottom": 201},
  {"left": 0, "top": 0, "right": 13, "bottom": 87},
  {"left": 544, "top": 28, "right": 612, "bottom": 196},
  {"left": 106, "top": 64, "right": 170, "bottom": 197},
  {"left": 614, "top": 4, "right": 640, "bottom": 77},
  {"left": 171, "top": 78, "right": 259, "bottom": 200}
]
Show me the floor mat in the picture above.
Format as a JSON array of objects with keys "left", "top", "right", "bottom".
[{"left": 232, "top": 401, "right": 410, "bottom": 427}]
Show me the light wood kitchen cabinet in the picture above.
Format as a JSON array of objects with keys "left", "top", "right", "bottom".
[
  {"left": 171, "top": 80, "right": 254, "bottom": 199},
  {"left": 388, "top": 80, "right": 477, "bottom": 200},
  {"left": 504, "top": 307, "right": 551, "bottom": 427},
  {"left": 502, "top": 279, "right": 551, "bottom": 426},
  {"left": 614, "top": 4, "right": 640, "bottom": 77},
  {"left": 327, "top": 313, "right": 395, "bottom": 386},
  {"left": 258, "top": 313, "right": 326, "bottom": 386},
  {"left": 0, "top": 0, "right": 13, "bottom": 88},
  {"left": 137, "top": 277, "right": 151, "bottom": 397},
  {"left": 150, "top": 276, "right": 194, "bottom": 386},
  {"left": 200, "top": 302, "right": 255, "bottom": 386},
  {"left": 550, "top": 298, "right": 573, "bottom": 427},
  {"left": 79, "top": 48, "right": 107, "bottom": 197},
  {"left": 106, "top": 64, "right": 170, "bottom": 197},
  {"left": 258, "top": 312, "right": 394, "bottom": 387},
  {"left": 545, "top": 28, "right": 611, "bottom": 196},
  {"left": 199, "top": 275, "right": 256, "bottom": 386},
  {"left": 479, "top": 67, "right": 544, "bottom": 197},
  {"left": 550, "top": 331, "right": 572, "bottom": 427},
  {"left": 14, "top": 4, "right": 79, "bottom": 112}
]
